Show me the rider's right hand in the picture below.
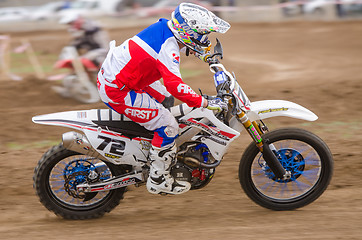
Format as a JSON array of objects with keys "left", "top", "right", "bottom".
[{"left": 196, "top": 52, "right": 211, "bottom": 62}]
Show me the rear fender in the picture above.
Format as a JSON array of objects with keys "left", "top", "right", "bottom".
[
  {"left": 54, "top": 59, "right": 73, "bottom": 69},
  {"left": 32, "top": 109, "right": 150, "bottom": 166},
  {"left": 80, "top": 58, "right": 98, "bottom": 71},
  {"left": 54, "top": 58, "right": 98, "bottom": 71},
  {"left": 32, "top": 110, "right": 97, "bottom": 132}
]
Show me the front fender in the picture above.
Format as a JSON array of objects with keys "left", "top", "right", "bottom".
[{"left": 246, "top": 100, "right": 318, "bottom": 122}]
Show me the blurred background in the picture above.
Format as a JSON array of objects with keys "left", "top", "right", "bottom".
[
  {"left": 1, "top": 1, "right": 362, "bottom": 239},
  {"left": 0, "top": 0, "right": 362, "bottom": 31},
  {"left": 1, "top": 0, "right": 361, "bottom": 83}
]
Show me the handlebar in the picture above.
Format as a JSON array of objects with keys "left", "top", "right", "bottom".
[
  {"left": 199, "top": 39, "right": 251, "bottom": 114},
  {"left": 203, "top": 38, "right": 223, "bottom": 65}
]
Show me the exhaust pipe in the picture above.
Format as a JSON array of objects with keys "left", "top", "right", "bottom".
[
  {"left": 62, "top": 131, "right": 107, "bottom": 160},
  {"left": 178, "top": 156, "right": 221, "bottom": 169}
]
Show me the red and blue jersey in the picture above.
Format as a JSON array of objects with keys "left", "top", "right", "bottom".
[{"left": 98, "top": 18, "right": 204, "bottom": 108}]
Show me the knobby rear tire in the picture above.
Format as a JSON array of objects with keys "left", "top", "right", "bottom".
[{"left": 33, "top": 144, "right": 126, "bottom": 219}]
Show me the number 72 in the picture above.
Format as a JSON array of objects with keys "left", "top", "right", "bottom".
[{"left": 96, "top": 135, "right": 126, "bottom": 156}]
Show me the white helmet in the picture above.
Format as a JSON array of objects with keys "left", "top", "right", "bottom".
[
  {"left": 59, "top": 13, "right": 80, "bottom": 25},
  {"left": 168, "top": 3, "right": 230, "bottom": 54}
]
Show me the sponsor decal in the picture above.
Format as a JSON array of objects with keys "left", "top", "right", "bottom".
[
  {"left": 105, "top": 153, "right": 121, "bottom": 159},
  {"left": 125, "top": 108, "right": 157, "bottom": 120},
  {"left": 164, "top": 126, "right": 178, "bottom": 138},
  {"left": 214, "top": 71, "right": 227, "bottom": 86},
  {"left": 77, "top": 111, "right": 87, "bottom": 119},
  {"left": 204, "top": 135, "right": 227, "bottom": 146},
  {"left": 172, "top": 53, "right": 180, "bottom": 64},
  {"left": 180, "top": 118, "right": 236, "bottom": 141},
  {"left": 139, "top": 140, "right": 152, "bottom": 150},
  {"left": 258, "top": 107, "right": 289, "bottom": 114},
  {"left": 179, "top": 123, "right": 187, "bottom": 129},
  {"left": 103, "top": 178, "right": 136, "bottom": 190},
  {"left": 177, "top": 84, "right": 197, "bottom": 95},
  {"left": 248, "top": 125, "right": 262, "bottom": 143},
  {"left": 179, "top": 22, "right": 199, "bottom": 39}
]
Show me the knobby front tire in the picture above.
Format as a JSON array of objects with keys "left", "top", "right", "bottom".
[{"left": 239, "top": 128, "right": 333, "bottom": 210}]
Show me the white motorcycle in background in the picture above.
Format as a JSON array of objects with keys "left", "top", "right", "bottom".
[
  {"left": 32, "top": 39, "right": 333, "bottom": 219},
  {"left": 52, "top": 46, "right": 106, "bottom": 103}
]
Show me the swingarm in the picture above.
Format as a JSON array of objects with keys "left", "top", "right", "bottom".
[{"left": 76, "top": 171, "right": 144, "bottom": 193}]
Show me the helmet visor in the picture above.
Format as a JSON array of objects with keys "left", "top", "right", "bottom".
[{"left": 190, "top": 34, "right": 210, "bottom": 47}]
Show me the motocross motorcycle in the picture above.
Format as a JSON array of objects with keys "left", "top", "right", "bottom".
[
  {"left": 33, "top": 40, "right": 333, "bottom": 219},
  {"left": 52, "top": 46, "right": 106, "bottom": 104}
]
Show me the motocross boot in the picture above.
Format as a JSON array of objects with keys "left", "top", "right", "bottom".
[{"left": 146, "top": 143, "right": 191, "bottom": 195}]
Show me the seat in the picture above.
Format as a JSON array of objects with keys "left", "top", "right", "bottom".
[{"left": 92, "top": 109, "right": 153, "bottom": 139}]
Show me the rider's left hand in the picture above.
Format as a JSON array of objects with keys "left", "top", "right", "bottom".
[{"left": 206, "top": 97, "right": 228, "bottom": 112}]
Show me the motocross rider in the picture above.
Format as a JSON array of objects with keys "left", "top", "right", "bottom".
[
  {"left": 59, "top": 13, "right": 109, "bottom": 66},
  {"left": 97, "top": 3, "right": 230, "bottom": 195}
]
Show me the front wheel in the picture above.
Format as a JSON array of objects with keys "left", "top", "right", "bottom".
[
  {"left": 33, "top": 144, "right": 127, "bottom": 219},
  {"left": 239, "top": 128, "right": 333, "bottom": 210}
]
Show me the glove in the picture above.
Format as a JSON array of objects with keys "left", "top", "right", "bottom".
[{"left": 206, "top": 98, "right": 228, "bottom": 112}]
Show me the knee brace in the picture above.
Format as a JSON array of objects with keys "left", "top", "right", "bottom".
[{"left": 152, "top": 125, "right": 178, "bottom": 148}]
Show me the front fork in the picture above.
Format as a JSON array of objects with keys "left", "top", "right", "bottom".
[{"left": 237, "top": 111, "right": 291, "bottom": 180}]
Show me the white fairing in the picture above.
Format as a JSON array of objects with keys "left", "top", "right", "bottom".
[
  {"left": 178, "top": 108, "right": 240, "bottom": 160},
  {"left": 31, "top": 105, "right": 212, "bottom": 167},
  {"left": 246, "top": 100, "right": 318, "bottom": 122},
  {"left": 32, "top": 109, "right": 151, "bottom": 168},
  {"left": 82, "top": 128, "right": 150, "bottom": 169}
]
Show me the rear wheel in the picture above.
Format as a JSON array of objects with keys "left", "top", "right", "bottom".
[
  {"left": 33, "top": 144, "right": 126, "bottom": 219},
  {"left": 239, "top": 128, "right": 333, "bottom": 210}
]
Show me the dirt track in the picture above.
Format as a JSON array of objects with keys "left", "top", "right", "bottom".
[{"left": 0, "top": 21, "right": 362, "bottom": 239}]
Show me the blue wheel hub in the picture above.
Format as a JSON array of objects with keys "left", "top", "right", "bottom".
[
  {"left": 63, "top": 159, "right": 96, "bottom": 198},
  {"left": 261, "top": 148, "right": 305, "bottom": 183}
]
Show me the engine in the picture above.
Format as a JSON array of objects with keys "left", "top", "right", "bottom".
[{"left": 171, "top": 142, "right": 216, "bottom": 190}]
